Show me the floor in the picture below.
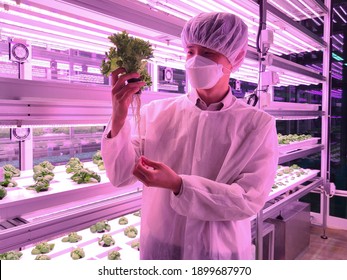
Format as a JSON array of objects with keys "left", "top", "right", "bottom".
[{"left": 296, "top": 225, "right": 347, "bottom": 260}]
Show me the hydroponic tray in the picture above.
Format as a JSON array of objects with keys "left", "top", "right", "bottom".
[
  {"left": 279, "top": 137, "right": 320, "bottom": 154},
  {"left": 14, "top": 212, "right": 141, "bottom": 261},
  {"left": 0, "top": 162, "right": 140, "bottom": 220},
  {"left": 268, "top": 167, "right": 320, "bottom": 201}
]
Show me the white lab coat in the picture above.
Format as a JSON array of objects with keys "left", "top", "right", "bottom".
[{"left": 101, "top": 90, "right": 278, "bottom": 260}]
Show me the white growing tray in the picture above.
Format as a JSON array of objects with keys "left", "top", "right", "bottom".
[
  {"left": 268, "top": 167, "right": 320, "bottom": 201},
  {"left": 18, "top": 212, "right": 141, "bottom": 261},
  {"left": 278, "top": 137, "right": 320, "bottom": 154}
]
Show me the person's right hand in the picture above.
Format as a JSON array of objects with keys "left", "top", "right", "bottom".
[{"left": 110, "top": 68, "right": 146, "bottom": 137}]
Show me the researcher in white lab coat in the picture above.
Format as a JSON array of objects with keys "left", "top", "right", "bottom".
[{"left": 101, "top": 12, "right": 278, "bottom": 260}]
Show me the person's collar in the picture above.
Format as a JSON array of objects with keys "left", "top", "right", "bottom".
[{"left": 187, "top": 87, "right": 234, "bottom": 111}]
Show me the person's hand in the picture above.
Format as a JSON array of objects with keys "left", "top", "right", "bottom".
[
  {"left": 110, "top": 68, "right": 146, "bottom": 137},
  {"left": 133, "top": 156, "right": 182, "bottom": 194}
]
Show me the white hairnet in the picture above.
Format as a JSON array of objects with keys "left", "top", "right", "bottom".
[{"left": 181, "top": 12, "right": 248, "bottom": 72}]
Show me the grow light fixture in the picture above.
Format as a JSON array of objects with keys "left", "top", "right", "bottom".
[
  {"left": 333, "top": 36, "right": 343, "bottom": 45},
  {"left": 0, "top": 9, "right": 108, "bottom": 38},
  {"left": 158, "top": 1, "right": 196, "bottom": 17},
  {"left": 333, "top": 8, "right": 347, "bottom": 23},
  {"left": 152, "top": 3, "right": 191, "bottom": 21},
  {"left": 268, "top": 0, "right": 301, "bottom": 21},
  {"left": 0, "top": 18, "right": 113, "bottom": 48},
  {"left": 297, "top": 0, "right": 324, "bottom": 23},
  {"left": 1, "top": 28, "right": 108, "bottom": 54},
  {"left": 1, "top": 0, "right": 117, "bottom": 34},
  {"left": 332, "top": 44, "right": 343, "bottom": 53},
  {"left": 332, "top": 53, "right": 344, "bottom": 61},
  {"left": 285, "top": 0, "right": 321, "bottom": 25},
  {"left": 282, "top": 30, "right": 319, "bottom": 51},
  {"left": 178, "top": 0, "right": 210, "bottom": 13}
]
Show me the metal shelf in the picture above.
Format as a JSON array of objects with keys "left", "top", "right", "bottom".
[
  {"left": 279, "top": 144, "right": 324, "bottom": 164},
  {"left": 262, "top": 176, "right": 324, "bottom": 220},
  {"left": 0, "top": 189, "right": 142, "bottom": 252}
]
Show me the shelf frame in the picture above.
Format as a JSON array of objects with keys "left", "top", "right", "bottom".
[
  {"left": 278, "top": 144, "right": 324, "bottom": 164},
  {"left": 0, "top": 189, "right": 142, "bottom": 252}
]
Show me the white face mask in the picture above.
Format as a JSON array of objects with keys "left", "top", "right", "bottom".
[{"left": 185, "top": 55, "right": 227, "bottom": 89}]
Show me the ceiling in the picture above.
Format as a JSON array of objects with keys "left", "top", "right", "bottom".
[{"left": 0, "top": 0, "right": 345, "bottom": 86}]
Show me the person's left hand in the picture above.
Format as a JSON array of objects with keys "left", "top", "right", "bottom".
[{"left": 133, "top": 156, "right": 182, "bottom": 194}]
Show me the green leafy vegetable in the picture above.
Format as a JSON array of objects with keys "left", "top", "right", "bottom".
[
  {"left": 70, "top": 168, "right": 101, "bottom": 184},
  {"left": 124, "top": 225, "right": 138, "bottom": 238},
  {"left": 0, "top": 186, "right": 7, "bottom": 199},
  {"left": 93, "top": 151, "right": 105, "bottom": 171},
  {"left": 118, "top": 216, "right": 128, "bottom": 225},
  {"left": 61, "top": 232, "right": 82, "bottom": 243},
  {"left": 90, "top": 220, "right": 111, "bottom": 233},
  {"left": 0, "top": 250, "right": 22, "bottom": 260},
  {"left": 100, "top": 30, "right": 153, "bottom": 87},
  {"left": 108, "top": 250, "right": 121, "bottom": 260},
  {"left": 65, "top": 157, "right": 84, "bottom": 174},
  {"left": 26, "top": 161, "right": 55, "bottom": 192},
  {"left": 3, "top": 164, "right": 20, "bottom": 177},
  {"left": 34, "top": 255, "right": 51, "bottom": 260},
  {"left": 31, "top": 242, "right": 55, "bottom": 255},
  {"left": 98, "top": 234, "right": 115, "bottom": 247},
  {"left": 70, "top": 247, "right": 85, "bottom": 260}
]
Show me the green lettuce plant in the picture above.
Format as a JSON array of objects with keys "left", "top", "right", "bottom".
[{"left": 100, "top": 30, "right": 153, "bottom": 87}]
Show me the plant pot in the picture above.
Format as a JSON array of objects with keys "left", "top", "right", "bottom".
[{"left": 128, "top": 77, "right": 142, "bottom": 94}]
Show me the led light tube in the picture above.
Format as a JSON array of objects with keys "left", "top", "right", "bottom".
[
  {"left": 333, "top": 36, "right": 343, "bottom": 45},
  {"left": 179, "top": 0, "right": 211, "bottom": 13},
  {"left": 282, "top": 30, "right": 319, "bottom": 51},
  {"left": 332, "top": 44, "right": 343, "bottom": 53},
  {"left": 275, "top": 33, "right": 308, "bottom": 52},
  {"left": 333, "top": 8, "right": 347, "bottom": 23},
  {"left": 1, "top": 7, "right": 182, "bottom": 55},
  {"left": 153, "top": 4, "right": 191, "bottom": 21},
  {"left": 219, "top": 0, "right": 259, "bottom": 19},
  {"left": 280, "top": 75, "right": 317, "bottom": 85},
  {"left": 181, "top": 0, "right": 258, "bottom": 27},
  {"left": 1, "top": 0, "right": 119, "bottom": 35},
  {"left": 0, "top": 18, "right": 112, "bottom": 48},
  {"left": 1, "top": 28, "right": 108, "bottom": 54},
  {"left": 285, "top": 0, "right": 321, "bottom": 25},
  {"left": 1, "top": 8, "right": 110, "bottom": 39},
  {"left": 248, "top": 36, "right": 290, "bottom": 55},
  {"left": 158, "top": 1, "right": 196, "bottom": 17},
  {"left": 297, "top": 0, "right": 324, "bottom": 23},
  {"left": 269, "top": 0, "right": 301, "bottom": 21},
  {"left": 340, "top": 6, "right": 347, "bottom": 15},
  {"left": 210, "top": 0, "right": 259, "bottom": 27}
]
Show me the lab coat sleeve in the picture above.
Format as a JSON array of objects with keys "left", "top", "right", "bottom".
[
  {"left": 101, "top": 119, "right": 140, "bottom": 187},
  {"left": 170, "top": 117, "right": 278, "bottom": 222}
]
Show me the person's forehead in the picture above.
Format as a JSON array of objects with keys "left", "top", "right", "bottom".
[{"left": 186, "top": 44, "right": 218, "bottom": 53}]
